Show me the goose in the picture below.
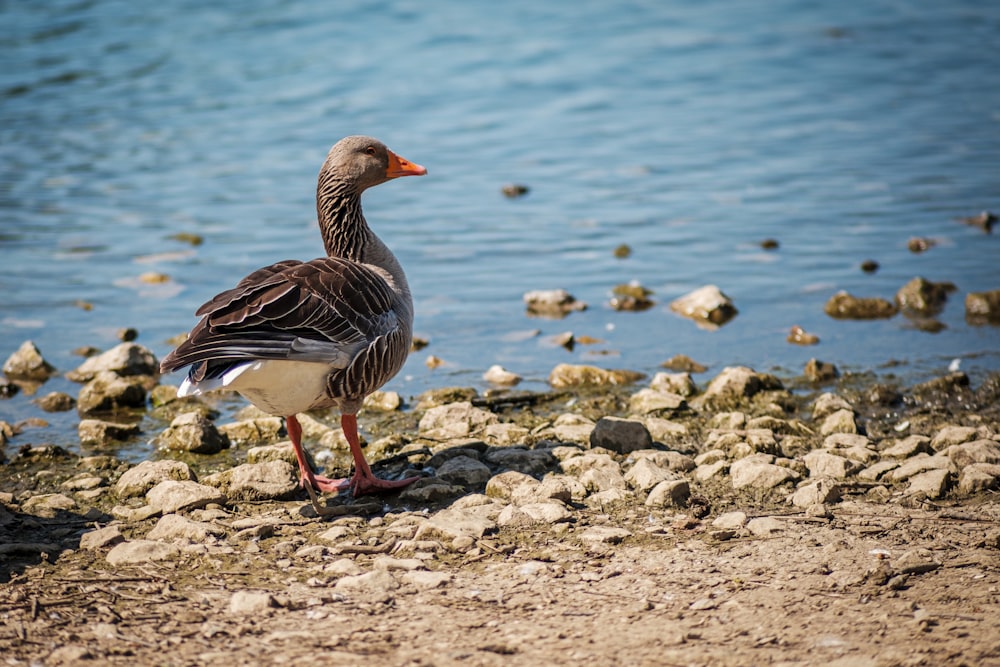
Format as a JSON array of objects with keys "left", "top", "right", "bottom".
[{"left": 160, "top": 136, "right": 426, "bottom": 514}]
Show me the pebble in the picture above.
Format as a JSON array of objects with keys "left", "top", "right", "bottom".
[
  {"left": 965, "top": 289, "right": 1000, "bottom": 324},
  {"left": 579, "top": 526, "right": 631, "bottom": 544},
  {"left": 35, "top": 391, "right": 76, "bottom": 412},
  {"left": 229, "top": 591, "right": 276, "bottom": 614},
  {"left": 414, "top": 508, "right": 496, "bottom": 543},
  {"left": 115, "top": 460, "right": 196, "bottom": 498},
  {"left": 147, "top": 514, "right": 227, "bottom": 542},
  {"left": 624, "top": 458, "right": 679, "bottom": 492},
  {"left": 729, "top": 456, "right": 799, "bottom": 490},
  {"left": 418, "top": 401, "right": 497, "bottom": 439},
  {"left": 551, "top": 413, "right": 596, "bottom": 443},
  {"left": 523, "top": 288, "right": 587, "bottom": 317},
  {"left": 436, "top": 455, "right": 492, "bottom": 488},
  {"left": 21, "top": 493, "right": 76, "bottom": 517},
  {"left": 711, "top": 511, "right": 748, "bottom": 530},
  {"left": 746, "top": 517, "right": 785, "bottom": 536},
  {"left": 790, "top": 480, "right": 842, "bottom": 508},
  {"left": 628, "top": 388, "right": 686, "bottom": 415},
  {"left": 146, "top": 480, "right": 227, "bottom": 514},
  {"left": 803, "top": 451, "right": 862, "bottom": 479},
  {"left": 79, "top": 525, "right": 125, "bottom": 550},
  {"left": 644, "top": 479, "right": 690, "bottom": 508},
  {"left": 946, "top": 439, "right": 1000, "bottom": 469},
  {"left": 218, "top": 417, "right": 284, "bottom": 445},
  {"left": 669, "top": 285, "right": 738, "bottom": 327},
  {"left": 905, "top": 469, "right": 951, "bottom": 499},
  {"left": 483, "top": 364, "right": 522, "bottom": 386},
  {"left": 106, "top": 539, "right": 181, "bottom": 565},
  {"left": 787, "top": 325, "right": 820, "bottom": 345}
]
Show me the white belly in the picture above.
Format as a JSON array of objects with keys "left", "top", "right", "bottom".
[{"left": 178, "top": 360, "right": 332, "bottom": 416}]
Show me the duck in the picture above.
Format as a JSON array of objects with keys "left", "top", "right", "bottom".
[{"left": 160, "top": 136, "right": 427, "bottom": 514}]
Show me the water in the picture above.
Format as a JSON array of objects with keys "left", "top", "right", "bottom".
[{"left": 2, "top": 0, "right": 999, "bottom": 457}]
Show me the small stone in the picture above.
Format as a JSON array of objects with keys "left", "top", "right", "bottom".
[
  {"left": 790, "top": 480, "right": 842, "bottom": 508},
  {"left": 523, "top": 289, "right": 587, "bottom": 317},
  {"left": 881, "top": 435, "right": 934, "bottom": 459},
  {"left": 959, "top": 466, "right": 998, "bottom": 494},
  {"left": 146, "top": 480, "right": 226, "bottom": 514},
  {"left": 965, "top": 290, "right": 1000, "bottom": 324},
  {"left": 895, "top": 277, "right": 955, "bottom": 316},
  {"left": 930, "top": 426, "right": 979, "bottom": 450},
  {"left": 483, "top": 365, "right": 522, "bottom": 386},
  {"left": 894, "top": 548, "right": 941, "bottom": 575},
  {"left": 78, "top": 418, "right": 141, "bottom": 447},
  {"left": 746, "top": 517, "right": 785, "bottom": 536},
  {"left": 106, "top": 540, "right": 181, "bottom": 565},
  {"left": 628, "top": 388, "right": 686, "bottom": 415},
  {"left": 804, "top": 358, "right": 838, "bottom": 382},
  {"left": 907, "top": 237, "right": 935, "bottom": 253},
  {"left": 418, "top": 401, "right": 497, "bottom": 440},
  {"left": 625, "top": 458, "right": 679, "bottom": 492},
  {"left": 669, "top": 285, "right": 738, "bottom": 327},
  {"left": 334, "top": 569, "right": 398, "bottom": 596},
  {"left": 905, "top": 469, "right": 951, "bottom": 499},
  {"left": 730, "top": 457, "right": 799, "bottom": 490},
  {"left": 2, "top": 340, "right": 56, "bottom": 381},
  {"left": 957, "top": 210, "right": 997, "bottom": 233},
  {"left": 414, "top": 508, "right": 496, "bottom": 543},
  {"left": 35, "top": 391, "right": 75, "bottom": 412},
  {"left": 660, "top": 355, "right": 708, "bottom": 373},
  {"left": 890, "top": 454, "right": 952, "bottom": 482},
  {"left": 364, "top": 390, "right": 402, "bottom": 411},
  {"left": 803, "top": 451, "right": 862, "bottom": 479},
  {"left": 820, "top": 409, "right": 858, "bottom": 435},
  {"left": 158, "top": 412, "right": 230, "bottom": 454},
  {"left": 946, "top": 440, "right": 1000, "bottom": 469},
  {"left": 860, "top": 259, "right": 879, "bottom": 273},
  {"left": 590, "top": 417, "right": 652, "bottom": 454},
  {"left": 401, "top": 571, "right": 452, "bottom": 589},
  {"left": 552, "top": 413, "right": 596, "bottom": 443},
  {"left": 712, "top": 511, "right": 748, "bottom": 530},
  {"left": 218, "top": 417, "right": 284, "bottom": 445},
  {"left": 644, "top": 479, "right": 690, "bottom": 508},
  {"left": 147, "top": 514, "right": 226, "bottom": 542},
  {"left": 80, "top": 525, "right": 125, "bottom": 550},
  {"left": 501, "top": 184, "right": 529, "bottom": 198},
  {"left": 435, "top": 455, "right": 492, "bottom": 488},
  {"left": 579, "top": 526, "right": 631, "bottom": 545},
  {"left": 200, "top": 461, "right": 298, "bottom": 501},
  {"left": 21, "top": 493, "right": 76, "bottom": 517},
  {"left": 76, "top": 371, "right": 148, "bottom": 414},
  {"left": 787, "top": 325, "right": 820, "bottom": 345},
  {"left": 694, "top": 366, "right": 782, "bottom": 409},
  {"left": 812, "top": 393, "right": 853, "bottom": 420},
  {"left": 229, "top": 591, "right": 276, "bottom": 614},
  {"left": 66, "top": 342, "right": 158, "bottom": 382}
]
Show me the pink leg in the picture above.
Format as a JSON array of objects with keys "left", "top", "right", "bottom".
[
  {"left": 341, "top": 413, "right": 420, "bottom": 497},
  {"left": 286, "top": 414, "right": 349, "bottom": 494}
]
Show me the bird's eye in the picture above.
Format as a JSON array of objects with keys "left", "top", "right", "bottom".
[{"left": 365, "top": 146, "right": 377, "bottom": 155}]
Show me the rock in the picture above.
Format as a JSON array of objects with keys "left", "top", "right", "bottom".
[
  {"left": 201, "top": 461, "right": 298, "bottom": 500},
  {"left": 78, "top": 418, "right": 141, "bottom": 446},
  {"left": 483, "top": 447, "right": 552, "bottom": 475},
  {"left": 146, "top": 480, "right": 226, "bottom": 514},
  {"left": 790, "top": 480, "right": 842, "bottom": 508},
  {"left": 669, "top": 285, "right": 738, "bottom": 327},
  {"left": 334, "top": 569, "right": 398, "bottom": 597},
  {"left": 661, "top": 354, "right": 708, "bottom": 373},
  {"left": 644, "top": 479, "right": 690, "bottom": 507},
  {"left": 859, "top": 460, "right": 901, "bottom": 482},
  {"left": 881, "top": 435, "right": 934, "bottom": 459},
  {"left": 552, "top": 413, "right": 596, "bottom": 443},
  {"left": 965, "top": 289, "right": 1000, "bottom": 324},
  {"left": 80, "top": 525, "right": 125, "bottom": 550},
  {"left": 694, "top": 366, "right": 782, "bottom": 409},
  {"left": 819, "top": 409, "right": 858, "bottom": 435},
  {"left": 35, "top": 391, "right": 75, "bottom": 412},
  {"left": 894, "top": 549, "right": 941, "bottom": 575},
  {"left": 106, "top": 540, "right": 181, "bottom": 565},
  {"left": 60, "top": 473, "right": 105, "bottom": 492},
  {"left": 523, "top": 289, "right": 587, "bottom": 317},
  {"left": 218, "top": 417, "right": 284, "bottom": 445},
  {"left": 435, "top": 455, "right": 492, "bottom": 488},
  {"left": 483, "top": 365, "right": 522, "bottom": 386},
  {"left": 642, "top": 417, "right": 690, "bottom": 446},
  {"left": 624, "top": 458, "right": 679, "bottom": 492},
  {"left": 930, "top": 426, "right": 979, "bottom": 450},
  {"left": 787, "top": 325, "right": 820, "bottom": 345},
  {"left": 590, "top": 417, "right": 652, "bottom": 454},
  {"left": 485, "top": 471, "right": 539, "bottom": 501},
  {"left": 501, "top": 183, "right": 530, "bottom": 198},
  {"left": 0, "top": 376, "right": 19, "bottom": 398},
  {"left": 364, "top": 390, "right": 402, "bottom": 411},
  {"left": 730, "top": 456, "right": 799, "bottom": 490},
  {"left": 824, "top": 291, "right": 898, "bottom": 319},
  {"left": 147, "top": 514, "right": 226, "bottom": 542},
  {"left": 803, "top": 451, "right": 862, "bottom": 478},
  {"left": 895, "top": 277, "right": 955, "bottom": 316},
  {"left": 229, "top": 591, "right": 276, "bottom": 614},
  {"left": 414, "top": 508, "right": 496, "bottom": 543},
  {"left": 67, "top": 343, "right": 158, "bottom": 381},
  {"left": 579, "top": 526, "right": 631, "bottom": 545},
  {"left": 746, "top": 517, "right": 785, "bottom": 536},
  {"left": 803, "top": 358, "right": 838, "bottom": 383},
  {"left": 693, "top": 461, "right": 729, "bottom": 481},
  {"left": 115, "top": 460, "right": 195, "bottom": 498},
  {"left": 158, "top": 412, "right": 230, "bottom": 454},
  {"left": 76, "top": 371, "right": 148, "bottom": 414},
  {"left": 958, "top": 210, "right": 997, "bottom": 232},
  {"left": 905, "top": 469, "right": 951, "bottom": 499},
  {"left": 812, "top": 393, "right": 853, "bottom": 420},
  {"left": 946, "top": 440, "right": 1000, "bottom": 469},
  {"left": 497, "top": 502, "right": 572, "bottom": 527},
  {"left": 418, "top": 401, "right": 497, "bottom": 440},
  {"left": 649, "top": 372, "right": 698, "bottom": 397},
  {"left": 959, "top": 466, "right": 999, "bottom": 494},
  {"left": 402, "top": 571, "right": 452, "bottom": 590},
  {"left": 628, "top": 388, "right": 686, "bottom": 415},
  {"left": 548, "top": 363, "right": 644, "bottom": 389},
  {"left": 2, "top": 340, "right": 55, "bottom": 381},
  {"left": 912, "top": 372, "right": 970, "bottom": 399},
  {"left": 22, "top": 493, "right": 76, "bottom": 517},
  {"left": 712, "top": 511, "right": 748, "bottom": 530},
  {"left": 890, "top": 454, "right": 952, "bottom": 482},
  {"left": 482, "top": 423, "right": 531, "bottom": 447}
]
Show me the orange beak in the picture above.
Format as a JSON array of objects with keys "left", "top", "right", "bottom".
[{"left": 385, "top": 149, "right": 427, "bottom": 178}]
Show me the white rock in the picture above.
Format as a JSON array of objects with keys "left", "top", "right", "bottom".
[
  {"left": 228, "top": 591, "right": 276, "bottom": 614},
  {"left": 106, "top": 540, "right": 181, "bottom": 565},
  {"left": 712, "top": 511, "right": 748, "bottom": 530},
  {"left": 482, "top": 365, "right": 522, "bottom": 386},
  {"left": 644, "top": 479, "right": 690, "bottom": 508},
  {"left": 147, "top": 514, "right": 226, "bottom": 542},
  {"left": 730, "top": 457, "right": 799, "bottom": 489},
  {"left": 146, "top": 480, "right": 226, "bottom": 514},
  {"left": 115, "top": 460, "right": 194, "bottom": 499}
]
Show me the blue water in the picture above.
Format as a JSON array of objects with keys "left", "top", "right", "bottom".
[{"left": 2, "top": 1, "right": 999, "bottom": 453}]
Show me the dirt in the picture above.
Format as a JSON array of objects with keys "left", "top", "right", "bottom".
[{"left": 2, "top": 378, "right": 1000, "bottom": 667}]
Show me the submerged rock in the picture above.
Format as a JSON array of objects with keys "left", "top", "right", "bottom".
[
  {"left": 78, "top": 418, "right": 141, "bottom": 447},
  {"left": 787, "top": 325, "right": 819, "bottom": 346},
  {"left": 824, "top": 291, "right": 898, "bottom": 319},
  {"left": 523, "top": 289, "right": 587, "bottom": 317},
  {"left": 895, "top": 277, "right": 955, "bottom": 316},
  {"left": 76, "top": 371, "right": 149, "bottom": 414},
  {"left": 965, "top": 289, "right": 1000, "bottom": 324},
  {"left": 157, "top": 412, "right": 230, "bottom": 455},
  {"left": 957, "top": 210, "right": 996, "bottom": 233},
  {"left": 3, "top": 340, "right": 55, "bottom": 381},
  {"left": 669, "top": 285, "right": 737, "bottom": 328}
]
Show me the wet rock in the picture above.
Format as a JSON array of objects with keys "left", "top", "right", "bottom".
[
  {"left": 115, "top": 460, "right": 195, "bottom": 498},
  {"left": 946, "top": 440, "right": 1000, "bottom": 470},
  {"left": 552, "top": 413, "right": 596, "bottom": 443},
  {"left": 957, "top": 210, "right": 997, "bottom": 232},
  {"left": 158, "top": 412, "right": 230, "bottom": 454},
  {"left": 860, "top": 259, "right": 879, "bottom": 273},
  {"left": 436, "top": 455, "right": 492, "bottom": 488},
  {"left": 3, "top": 340, "right": 55, "bottom": 381},
  {"left": 76, "top": 371, "right": 148, "bottom": 413},
  {"left": 730, "top": 456, "right": 800, "bottom": 490},
  {"left": 201, "top": 461, "right": 298, "bottom": 501},
  {"left": 229, "top": 591, "right": 277, "bottom": 614},
  {"left": 483, "top": 365, "right": 522, "bottom": 386},
  {"left": 912, "top": 372, "right": 970, "bottom": 400},
  {"left": 148, "top": 513, "right": 227, "bottom": 542},
  {"left": 548, "top": 363, "right": 644, "bottom": 389},
  {"left": 669, "top": 285, "right": 738, "bottom": 327},
  {"left": 804, "top": 359, "right": 839, "bottom": 383},
  {"left": 523, "top": 289, "right": 587, "bottom": 317},
  {"left": 644, "top": 479, "right": 690, "bottom": 508},
  {"left": 803, "top": 451, "right": 862, "bottom": 479},
  {"left": 907, "top": 237, "right": 935, "bottom": 253},
  {"left": 590, "top": 417, "right": 652, "bottom": 454},
  {"left": 0, "top": 376, "right": 18, "bottom": 399},
  {"left": 35, "top": 391, "right": 75, "bottom": 412},
  {"left": 106, "top": 540, "right": 181, "bottom": 565},
  {"left": 80, "top": 525, "right": 125, "bottom": 550},
  {"left": 78, "top": 418, "right": 141, "bottom": 447},
  {"left": 146, "top": 480, "right": 226, "bottom": 514},
  {"left": 693, "top": 366, "right": 783, "bottom": 409},
  {"left": 501, "top": 183, "right": 530, "bottom": 198},
  {"left": 60, "top": 472, "right": 105, "bottom": 492},
  {"left": 610, "top": 282, "right": 655, "bottom": 311},
  {"left": 895, "top": 277, "right": 955, "bottom": 316},
  {"left": 787, "top": 325, "right": 820, "bottom": 345},
  {"left": 218, "top": 417, "right": 284, "bottom": 445},
  {"left": 66, "top": 342, "right": 158, "bottom": 382},
  {"left": 790, "top": 479, "right": 842, "bottom": 508},
  {"left": 824, "top": 291, "right": 898, "bottom": 319},
  {"left": 661, "top": 354, "right": 708, "bottom": 373},
  {"left": 965, "top": 289, "right": 1000, "bottom": 324},
  {"left": 419, "top": 401, "right": 497, "bottom": 440}
]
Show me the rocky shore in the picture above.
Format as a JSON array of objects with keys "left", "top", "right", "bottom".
[{"left": 2, "top": 340, "right": 1000, "bottom": 666}]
